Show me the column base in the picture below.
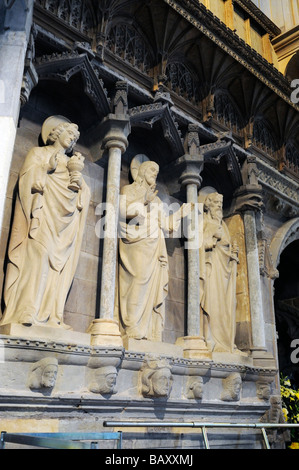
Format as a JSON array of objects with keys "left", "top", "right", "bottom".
[
  {"left": 250, "top": 348, "right": 277, "bottom": 368},
  {"left": 87, "top": 319, "right": 123, "bottom": 347},
  {"left": 175, "top": 336, "right": 212, "bottom": 360}
]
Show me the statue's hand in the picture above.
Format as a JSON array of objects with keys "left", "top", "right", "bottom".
[
  {"left": 204, "top": 237, "right": 215, "bottom": 250},
  {"left": 48, "top": 150, "right": 59, "bottom": 172}
]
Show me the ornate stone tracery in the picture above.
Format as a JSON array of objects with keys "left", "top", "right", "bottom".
[
  {"left": 0, "top": 0, "right": 298, "bottom": 450},
  {"left": 106, "top": 22, "right": 153, "bottom": 74},
  {"left": 36, "top": 0, "right": 95, "bottom": 36}
]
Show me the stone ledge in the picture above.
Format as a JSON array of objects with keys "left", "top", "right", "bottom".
[
  {"left": 122, "top": 336, "right": 184, "bottom": 357},
  {"left": 0, "top": 323, "right": 91, "bottom": 346}
]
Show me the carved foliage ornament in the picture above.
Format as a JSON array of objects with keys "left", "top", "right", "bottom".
[{"left": 36, "top": 0, "right": 94, "bottom": 36}]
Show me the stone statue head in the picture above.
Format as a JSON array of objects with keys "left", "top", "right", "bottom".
[
  {"left": 221, "top": 372, "right": 242, "bottom": 401},
  {"left": 28, "top": 357, "right": 58, "bottom": 390},
  {"left": 88, "top": 366, "right": 118, "bottom": 395},
  {"left": 136, "top": 161, "right": 159, "bottom": 187},
  {"left": 140, "top": 357, "right": 173, "bottom": 398},
  {"left": 186, "top": 376, "right": 203, "bottom": 399},
  {"left": 256, "top": 380, "right": 272, "bottom": 400},
  {"left": 204, "top": 192, "right": 223, "bottom": 221},
  {"left": 41, "top": 115, "right": 80, "bottom": 152}
]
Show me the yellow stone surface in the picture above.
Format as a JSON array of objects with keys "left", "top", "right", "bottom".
[{"left": 0, "top": 419, "right": 59, "bottom": 433}]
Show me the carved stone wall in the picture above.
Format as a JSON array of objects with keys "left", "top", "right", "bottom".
[{"left": 0, "top": 0, "right": 299, "bottom": 449}]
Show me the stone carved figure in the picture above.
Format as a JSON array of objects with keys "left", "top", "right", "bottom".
[
  {"left": 118, "top": 155, "right": 189, "bottom": 342},
  {"left": 1, "top": 116, "right": 90, "bottom": 329},
  {"left": 256, "top": 380, "right": 272, "bottom": 401},
  {"left": 88, "top": 366, "right": 118, "bottom": 395},
  {"left": 221, "top": 372, "right": 242, "bottom": 401},
  {"left": 186, "top": 376, "right": 203, "bottom": 400},
  {"left": 199, "top": 191, "right": 244, "bottom": 354},
  {"left": 140, "top": 355, "right": 173, "bottom": 398},
  {"left": 260, "top": 394, "right": 291, "bottom": 448},
  {"left": 28, "top": 357, "right": 58, "bottom": 390}
]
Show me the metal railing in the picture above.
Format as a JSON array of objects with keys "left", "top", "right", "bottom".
[
  {"left": 103, "top": 420, "right": 299, "bottom": 449},
  {"left": 0, "top": 431, "right": 122, "bottom": 449}
]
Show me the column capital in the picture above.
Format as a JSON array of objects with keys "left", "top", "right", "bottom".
[
  {"left": 176, "top": 154, "right": 204, "bottom": 188},
  {"left": 231, "top": 155, "right": 264, "bottom": 213},
  {"left": 100, "top": 114, "right": 131, "bottom": 154}
]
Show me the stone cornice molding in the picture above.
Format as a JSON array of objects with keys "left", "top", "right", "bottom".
[
  {"left": 35, "top": 51, "right": 111, "bottom": 116},
  {"left": 256, "top": 157, "right": 299, "bottom": 208},
  {"left": 129, "top": 101, "right": 185, "bottom": 159},
  {"left": 233, "top": 0, "right": 281, "bottom": 38}
]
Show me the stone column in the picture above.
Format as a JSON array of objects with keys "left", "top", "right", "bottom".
[
  {"left": 88, "top": 82, "right": 131, "bottom": 346},
  {"left": 232, "top": 155, "right": 270, "bottom": 362},
  {"left": 183, "top": 175, "right": 201, "bottom": 337},
  {"left": 0, "top": 0, "right": 34, "bottom": 232},
  {"left": 175, "top": 126, "right": 211, "bottom": 359},
  {"left": 243, "top": 210, "right": 266, "bottom": 353}
]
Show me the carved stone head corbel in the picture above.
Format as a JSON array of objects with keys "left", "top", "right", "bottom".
[
  {"left": 139, "top": 355, "right": 173, "bottom": 398},
  {"left": 88, "top": 366, "right": 118, "bottom": 395},
  {"left": 186, "top": 376, "right": 204, "bottom": 400},
  {"left": 27, "top": 357, "right": 58, "bottom": 391},
  {"left": 221, "top": 372, "right": 242, "bottom": 401}
]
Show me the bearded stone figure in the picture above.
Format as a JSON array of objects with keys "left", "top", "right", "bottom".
[
  {"left": 118, "top": 155, "right": 189, "bottom": 342},
  {"left": 1, "top": 116, "right": 90, "bottom": 329},
  {"left": 199, "top": 191, "right": 243, "bottom": 354}
]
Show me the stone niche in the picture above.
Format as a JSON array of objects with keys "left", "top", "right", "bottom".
[{"left": 0, "top": 87, "right": 278, "bottom": 449}]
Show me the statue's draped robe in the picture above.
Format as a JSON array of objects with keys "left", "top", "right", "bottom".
[
  {"left": 199, "top": 215, "right": 238, "bottom": 352},
  {"left": 1, "top": 146, "right": 90, "bottom": 326},
  {"left": 118, "top": 182, "right": 180, "bottom": 341}
]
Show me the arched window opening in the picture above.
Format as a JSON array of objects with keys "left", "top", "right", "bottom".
[
  {"left": 274, "top": 240, "right": 299, "bottom": 389},
  {"left": 285, "top": 142, "right": 299, "bottom": 175},
  {"left": 253, "top": 119, "right": 277, "bottom": 158},
  {"left": 165, "top": 62, "right": 199, "bottom": 105},
  {"left": 214, "top": 92, "right": 241, "bottom": 133},
  {"left": 106, "top": 23, "right": 153, "bottom": 74}
]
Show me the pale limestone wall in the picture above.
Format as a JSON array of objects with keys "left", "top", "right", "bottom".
[
  {"left": 0, "top": 115, "right": 187, "bottom": 341},
  {"left": 0, "top": 115, "right": 104, "bottom": 334},
  {"left": 253, "top": 0, "right": 299, "bottom": 33}
]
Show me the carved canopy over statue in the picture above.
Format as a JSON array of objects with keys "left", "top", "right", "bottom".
[
  {"left": 118, "top": 155, "right": 190, "bottom": 342},
  {"left": 199, "top": 190, "right": 245, "bottom": 355},
  {"left": 1, "top": 116, "right": 90, "bottom": 329}
]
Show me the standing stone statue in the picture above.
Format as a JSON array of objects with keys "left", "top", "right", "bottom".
[
  {"left": 118, "top": 155, "right": 189, "bottom": 342},
  {"left": 199, "top": 191, "right": 244, "bottom": 354},
  {"left": 1, "top": 116, "right": 90, "bottom": 329}
]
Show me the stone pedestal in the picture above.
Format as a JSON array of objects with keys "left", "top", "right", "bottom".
[
  {"left": 87, "top": 319, "right": 123, "bottom": 347},
  {"left": 175, "top": 336, "right": 212, "bottom": 360},
  {"left": 251, "top": 349, "right": 277, "bottom": 369}
]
